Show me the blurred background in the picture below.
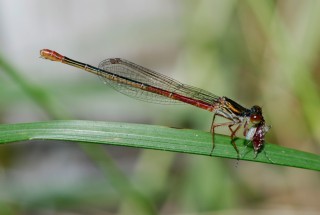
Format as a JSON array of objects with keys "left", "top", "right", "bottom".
[{"left": 0, "top": 0, "right": 320, "bottom": 214}]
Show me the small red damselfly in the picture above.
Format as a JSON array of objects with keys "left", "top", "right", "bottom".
[{"left": 40, "top": 49, "right": 270, "bottom": 159}]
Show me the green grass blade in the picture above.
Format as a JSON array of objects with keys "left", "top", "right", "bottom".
[{"left": 0, "top": 120, "right": 319, "bottom": 171}]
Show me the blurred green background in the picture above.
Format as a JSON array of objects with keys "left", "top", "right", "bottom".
[{"left": 0, "top": 0, "right": 319, "bottom": 214}]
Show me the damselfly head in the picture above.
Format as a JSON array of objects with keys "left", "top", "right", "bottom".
[{"left": 249, "top": 105, "right": 264, "bottom": 124}]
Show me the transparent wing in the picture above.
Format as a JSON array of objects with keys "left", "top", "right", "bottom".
[{"left": 98, "top": 58, "right": 220, "bottom": 105}]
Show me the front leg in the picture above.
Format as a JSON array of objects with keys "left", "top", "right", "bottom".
[{"left": 243, "top": 120, "right": 249, "bottom": 136}]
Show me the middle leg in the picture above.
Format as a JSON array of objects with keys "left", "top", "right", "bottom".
[{"left": 228, "top": 123, "right": 242, "bottom": 158}]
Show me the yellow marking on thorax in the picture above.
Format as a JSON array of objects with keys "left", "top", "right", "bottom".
[{"left": 225, "top": 101, "right": 242, "bottom": 115}]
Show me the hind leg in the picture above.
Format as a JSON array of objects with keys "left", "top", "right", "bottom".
[{"left": 210, "top": 113, "right": 235, "bottom": 156}]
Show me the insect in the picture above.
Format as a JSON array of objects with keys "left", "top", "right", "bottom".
[
  {"left": 40, "top": 49, "right": 271, "bottom": 158},
  {"left": 245, "top": 122, "right": 271, "bottom": 158}
]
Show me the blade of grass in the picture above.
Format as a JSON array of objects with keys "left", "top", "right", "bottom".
[
  {"left": 0, "top": 120, "right": 319, "bottom": 171},
  {"left": 0, "top": 55, "right": 156, "bottom": 214}
]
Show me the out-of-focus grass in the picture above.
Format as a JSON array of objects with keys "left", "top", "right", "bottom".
[{"left": 0, "top": 53, "right": 157, "bottom": 215}]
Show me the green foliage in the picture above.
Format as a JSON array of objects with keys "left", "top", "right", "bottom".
[{"left": 1, "top": 120, "right": 319, "bottom": 171}]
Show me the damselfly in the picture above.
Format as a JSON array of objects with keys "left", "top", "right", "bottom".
[{"left": 40, "top": 49, "right": 271, "bottom": 158}]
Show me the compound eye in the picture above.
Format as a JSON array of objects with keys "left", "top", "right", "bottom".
[{"left": 250, "top": 114, "right": 262, "bottom": 124}]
